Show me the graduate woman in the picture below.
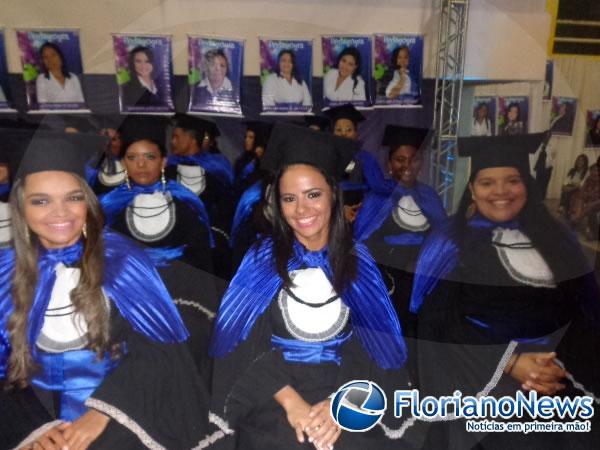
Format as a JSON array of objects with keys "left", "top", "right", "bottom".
[
  {"left": 0, "top": 129, "right": 209, "bottom": 449},
  {"left": 208, "top": 123, "right": 411, "bottom": 450},
  {"left": 354, "top": 125, "right": 447, "bottom": 337},
  {"left": 411, "top": 134, "right": 600, "bottom": 449},
  {"left": 323, "top": 104, "right": 385, "bottom": 222},
  {"left": 99, "top": 116, "right": 214, "bottom": 272}
]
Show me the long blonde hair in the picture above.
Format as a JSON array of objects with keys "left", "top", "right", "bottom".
[{"left": 7, "top": 174, "right": 110, "bottom": 387}]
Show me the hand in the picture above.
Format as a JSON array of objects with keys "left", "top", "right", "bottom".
[
  {"left": 274, "top": 385, "right": 312, "bottom": 444},
  {"left": 508, "top": 352, "right": 567, "bottom": 395},
  {"left": 344, "top": 203, "right": 361, "bottom": 223},
  {"left": 21, "top": 423, "right": 70, "bottom": 450},
  {"left": 61, "top": 409, "right": 110, "bottom": 450},
  {"left": 305, "top": 400, "right": 341, "bottom": 450}
]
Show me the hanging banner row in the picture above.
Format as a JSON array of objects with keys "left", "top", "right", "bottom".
[{"left": 0, "top": 30, "right": 425, "bottom": 115}]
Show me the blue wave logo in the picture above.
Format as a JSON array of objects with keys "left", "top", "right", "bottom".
[{"left": 330, "top": 380, "right": 387, "bottom": 432}]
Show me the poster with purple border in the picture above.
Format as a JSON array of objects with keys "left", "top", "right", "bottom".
[
  {"left": 113, "top": 34, "right": 174, "bottom": 114},
  {"left": 321, "top": 35, "right": 372, "bottom": 109},
  {"left": 543, "top": 60, "right": 553, "bottom": 101},
  {"left": 585, "top": 110, "right": 600, "bottom": 148},
  {"left": 188, "top": 36, "right": 243, "bottom": 116},
  {"left": 374, "top": 34, "right": 423, "bottom": 108},
  {"left": 550, "top": 96, "right": 577, "bottom": 136},
  {"left": 260, "top": 38, "right": 313, "bottom": 115},
  {"left": 0, "top": 30, "right": 14, "bottom": 111},
  {"left": 497, "top": 96, "right": 529, "bottom": 136},
  {"left": 471, "top": 96, "right": 496, "bottom": 136},
  {"left": 16, "top": 29, "right": 88, "bottom": 112}
]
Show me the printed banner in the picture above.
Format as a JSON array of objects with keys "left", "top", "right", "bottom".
[
  {"left": 321, "top": 35, "right": 372, "bottom": 109},
  {"left": 550, "top": 97, "right": 577, "bottom": 136},
  {"left": 259, "top": 38, "right": 313, "bottom": 115},
  {"left": 543, "top": 60, "right": 553, "bottom": 101},
  {"left": 113, "top": 34, "right": 174, "bottom": 113},
  {"left": 585, "top": 110, "right": 600, "bottom": 148},
  {"left": 16, "top": 29, "right": 87, "bottom": 111},
  {"left": 471, "top": 97, "right": 496, "bottom": 136},
  {"left": 0, "top": 30, "right": 12, "bottom": 111},
  {"left": 497, "top": 96, "right": 529, "bottom": 136},
  {"left": 188, "top": 36, "right": 243, "bottom": 116},
  {"left": 373, "top": 34, "right": 423, "bottom": 108}
]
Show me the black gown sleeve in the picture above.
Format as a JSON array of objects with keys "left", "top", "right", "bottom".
[{"left": 86, "top": 312, "right": 210, "bottom": 450}]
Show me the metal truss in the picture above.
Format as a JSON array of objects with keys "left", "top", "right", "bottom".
[{"left": 430, "top": 0, "right": 470, "bottom": 211}]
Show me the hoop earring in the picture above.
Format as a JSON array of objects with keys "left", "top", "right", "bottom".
[
  {"left": 82, "top": 223, "right": 88, "bottom": 239},
  {"left": 125, "top": 170, "right": 131, "bottom": 190},
  {"left": 161, "top": 168, "right": 167, "bottom": 189},
  {"left": 466, "top": 202, "right": 477, "bottom": 219}
]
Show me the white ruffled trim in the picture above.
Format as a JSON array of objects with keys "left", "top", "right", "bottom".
[
  {"left": 378, "top": 341, "right": 518, "bottom": 439},
  {"left": 85, "top": 397, "right": 165, "bottom": 450},
  {"left": 173, "top": 298, "right": 216, "bottom": 320},
  {"left": 192, "top": 412, "right": 234, "bottom": 449}
]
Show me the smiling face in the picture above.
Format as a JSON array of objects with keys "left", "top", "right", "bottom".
[
  {"left": 469, "top": 167, "right": 527, "bottom": 223},
  {"left": 133, "top": 51, "right": 153, "bottom": 79},
  {"left": 389, "top": 145, "right": 422, "bottom": 188},
  {"left": 122, "top": 140, "right": 165, "bottom": 186},
  {"left": 279, "top": 52, "right": 293, "bottom": 78},
  {"left": 207, "top": 55, "right": 227, "bottom": 89},
  {"left": 396, "top": 47, "right": 410, "bottom": 69},
  {"left": 507, "top": 105, "right": 519, "bottom": 122},
  {"left": 338, "top": 54, "right": 357, "bottom": 79},
  {"left": 279, "top": 164, "right": 333, "bottom": 251},
  {"left": 333, "top": 118, "right": 358, "bottom": 140},
  {"left": 23, "top": 171, "right": 87, "bottom": 249},
  {"left": 41, "top": 46, "right": 63, "bottom": 73}
]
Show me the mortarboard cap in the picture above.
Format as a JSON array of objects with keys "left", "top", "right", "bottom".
[
  {"left": 303, "top": 115, "right": 330, "bottom": 132},
  {"left": 0, "top": 128, "right": 107, "bottom": 182},
  {"left": 172, "top": 113, "right": 221, "bottom": 140},
  {"left": 323, "top": 104, "right": 365, "bottom": 126},
  {"left": 261, "top": 123, "right": 359, "bottom": 179},
  {"left": 382, "top": 125, "right": 431, "bottom": 152},
  {"left": 458, "top": 133, "right": 545, "bottom": 176},
  {"left": 119, "top": 115, "right": 169, "bottom": 153}
]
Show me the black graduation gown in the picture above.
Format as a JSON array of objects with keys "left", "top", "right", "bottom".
[
  {"left": 109, "top": 195, "right": 214, "bottom": 274},
  {"left": 92, "top": 157, "right": 126, "bottom": 197},
  {"left": 416, "top": 230, "right": 600, "bottom": 450},
  {"left": 165, "top": 165, "right": 234, "bottom": 280},
  {"left": 0, "top": 306, "right": 209, "bottom": 450},
  {"left": 365, "top": 214, "right": 423, "bottom": 339},
  {"left": 210, "top": 293, "right": 416, "bottom": 450}
]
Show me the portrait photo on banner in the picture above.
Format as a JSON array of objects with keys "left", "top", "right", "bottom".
[
  {"left": 471, "top": 96, "right": 496, "bottom": 136},
  {"left": 0, "top": 30, "right": 14, "bottom": 110},
  {"left": 188, "top": 36, "right": 243, "bottom": 116},
  {"left": 585, "top": 110, "right": 600, "bottom": 148},
  {"left": 113, "top": 34, "right": 174, "bottom": 113},
  {"left": 543, "top": 60, "right": 553, "bottom": 101},
  {"left": 497, "top": 96, "right": 529, "bottom": 136},
  {"left": 373, "top": 34, "right": 423, "bottom": 108},
  {"left": 16, "top": 29, "right": 87, "bottom": 112},
  {"left": 259, "top": 38, "right": 313, "bottom": 115},
  {"left": 550, "top": 96, "right": 577, "bottom": 137},
  {"left": 321, "top": 35, "right": 372, "bottom": 109}
]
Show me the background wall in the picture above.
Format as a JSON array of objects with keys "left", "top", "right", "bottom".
[{"left": 5, "top": 0, "right": 587, "bottom": 202}]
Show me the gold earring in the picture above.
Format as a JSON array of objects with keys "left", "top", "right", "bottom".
[
  {"left": 161, "top": 168, "right": 167, "bottom": 189},
  {"left": 125, "top": 171, "right": 131, "bottom": 190},
  {"left": 466, "top": 202, "right": 477, "bottom": 219},
  {"left": 82, "top": 223, "right": 88, "bottom": 239}
]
